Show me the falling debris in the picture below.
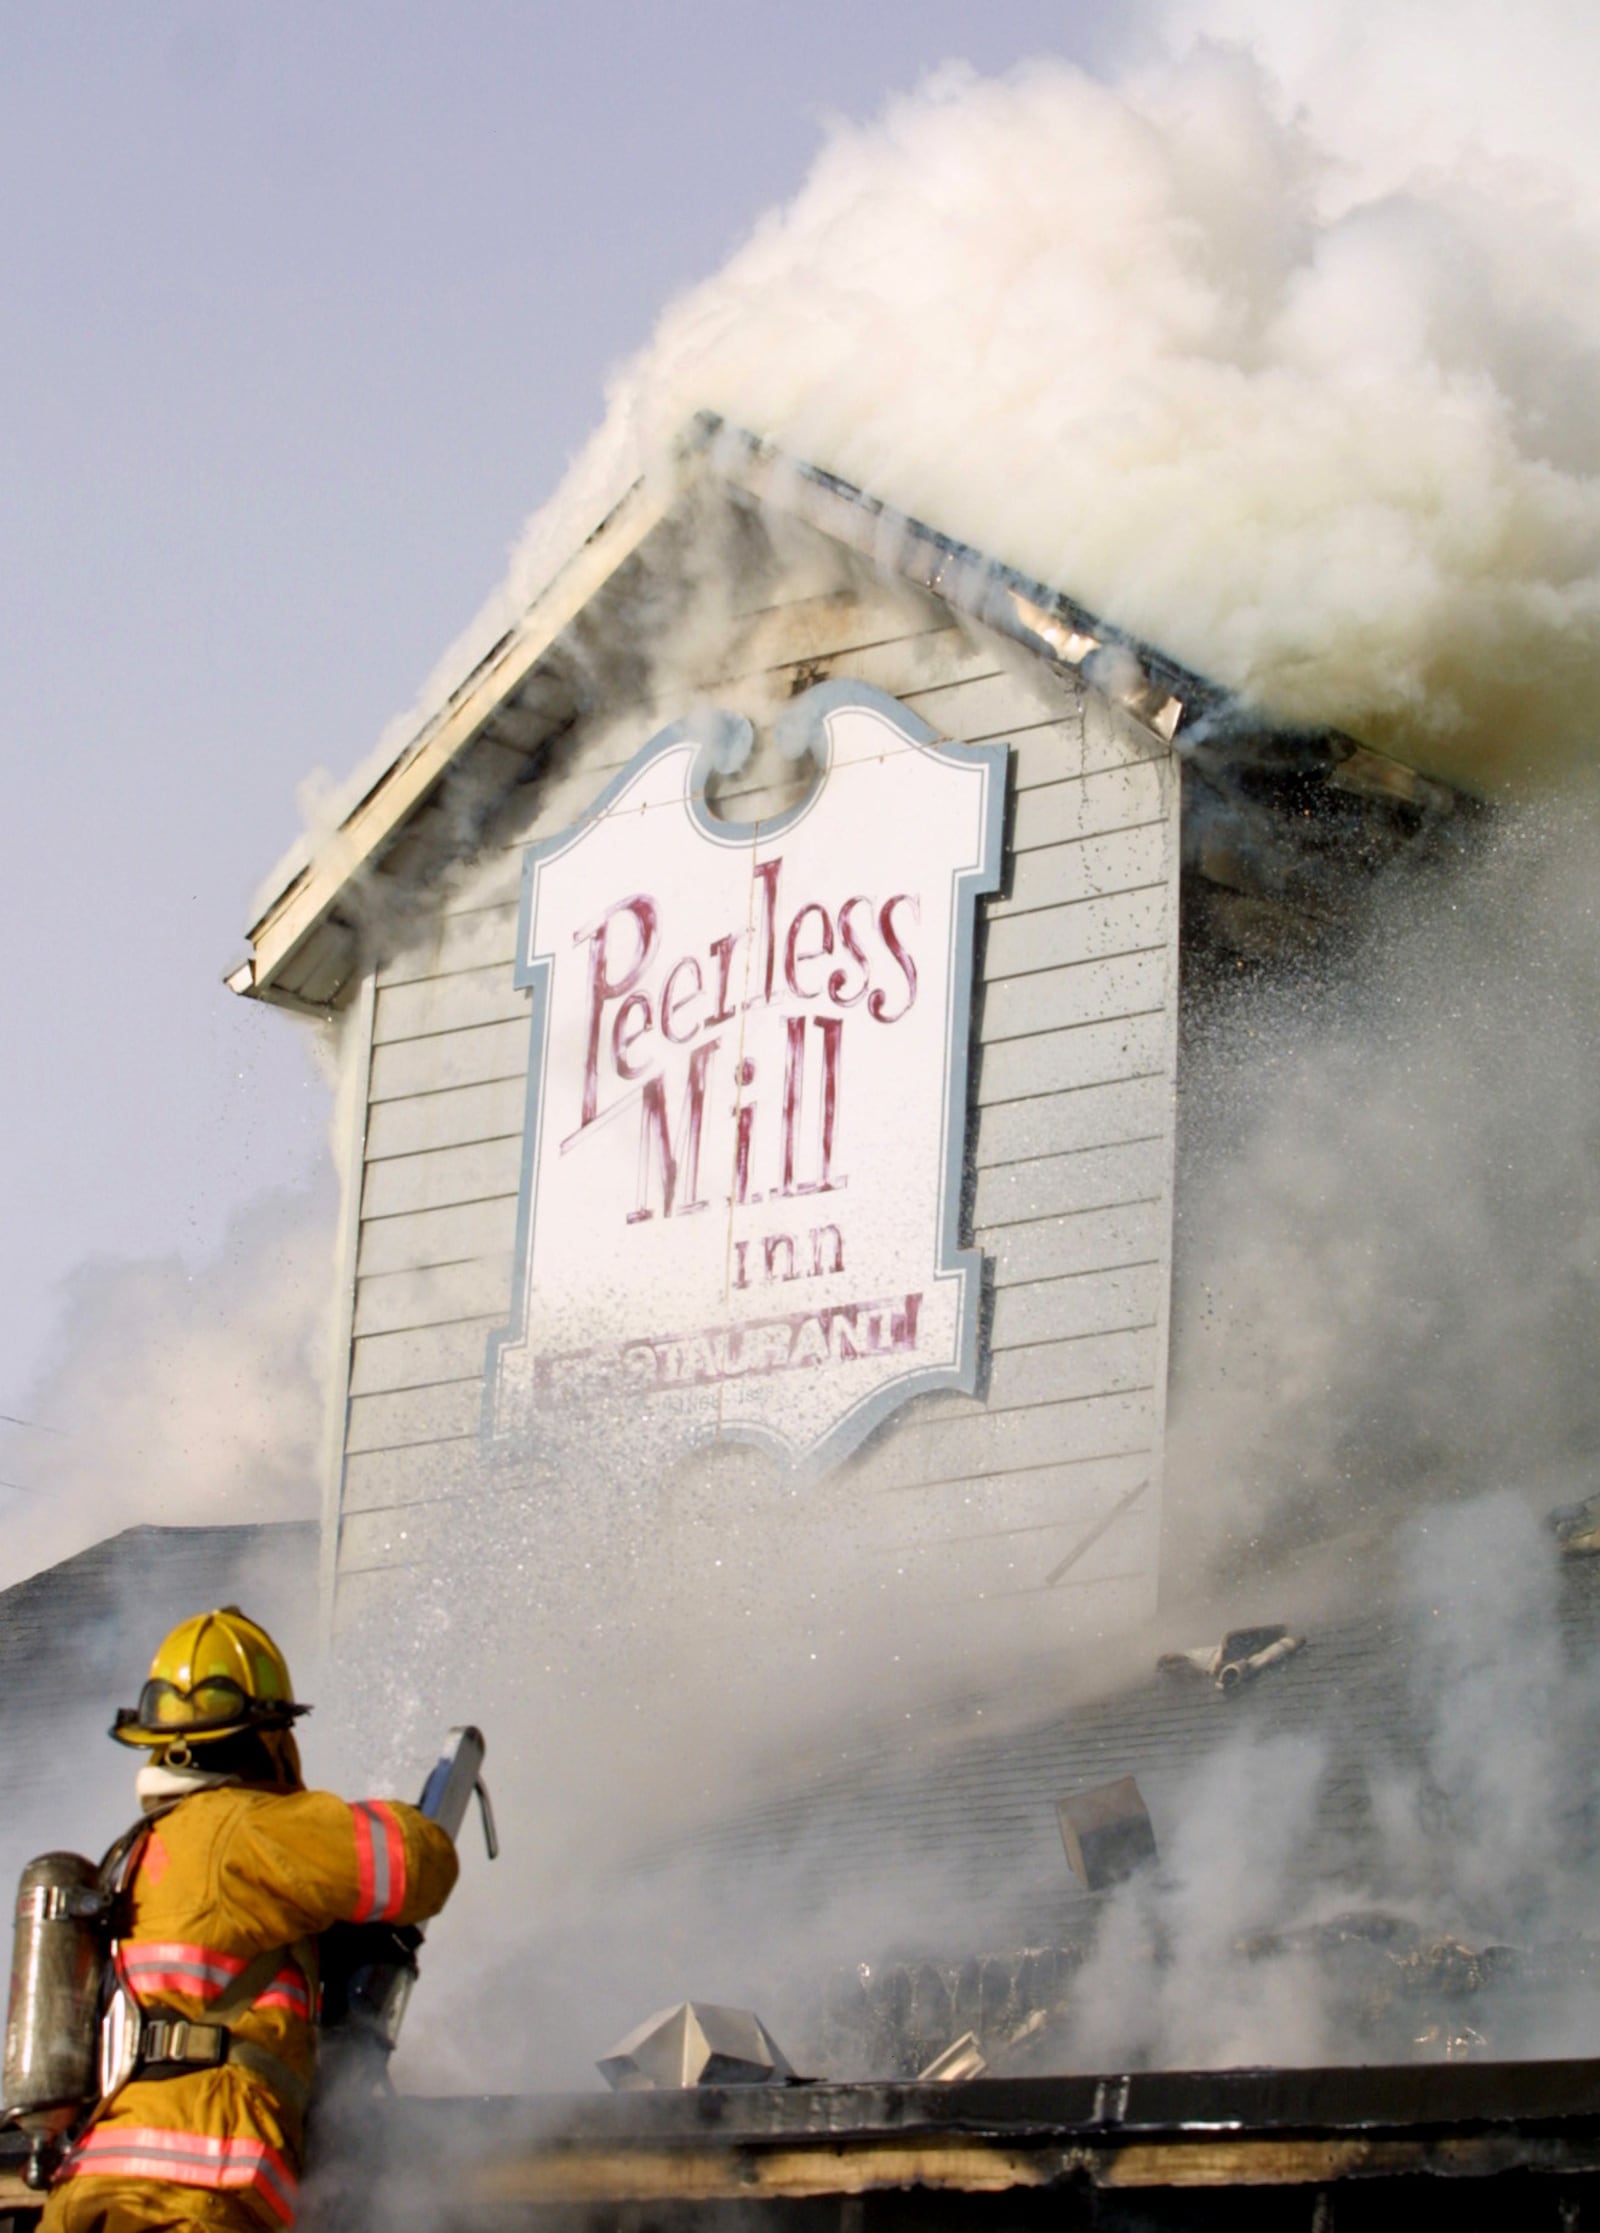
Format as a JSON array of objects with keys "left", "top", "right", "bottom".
[
  {"left": 1057, "top": 1775, "right": 1157, "bottom": 1891},
  {"left": 1158, "top": 1624, "right": 1304, "bottom": 1692},
  {"left": 917, "top": 2031, "right": 988, "bottom": 2083},
  {"left": 1548, "top": 1494, "right": 1600, "bottom": 1556},
  {"left": 597, "top": 2001, "right": 794, "bottom": 2092}
]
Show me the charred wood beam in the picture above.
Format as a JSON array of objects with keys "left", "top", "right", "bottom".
[
  {"left": 9, "top": 2063, "right": 1600, "bottom": 2221},
  {"left": 344, "top": 2061, "right": 1600, "bottom": 2214}
]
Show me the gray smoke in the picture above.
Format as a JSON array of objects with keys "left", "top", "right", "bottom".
[
  {"left": 1168, "top": 797, "right": 1600, "bottom": 1581},
  {"left": 0, "top": 1181, "right": 333, "bottom": 1593}
]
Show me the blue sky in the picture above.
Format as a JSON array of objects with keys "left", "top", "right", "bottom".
[{"left": 0, "top": 1, "right": 1133, "bottom": 1427}]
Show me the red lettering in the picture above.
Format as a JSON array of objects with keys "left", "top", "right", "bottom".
[
  {"left": 784, "top": 902, "right": 834, "bottom": 1000},
  {"left": 810, "top": 1223, "right": 844, "bottom": 1277},
  {"left": 611, "top": 991, "right": 653, "bottom": 1078},
  {"left": 660, "top": 955, "right": 704, "bottom": 1044},
  {"left": 627, "top": 1039, "right": 718, "bottom": 1223},
  {"left": 806, "top": 1017, "right": 845, "bottom": 1194},
  {"left": 869, "top": 894, "right": 919, "bottom": 1024},
  {"left": 778, "top": 1016, "right": 847, "bottom": 1197},
  {"left": 829, "top": 897, "right": 872, "bottom": 1007},
  {"left": 706, "top": 932, "right": 738, "bottom": 1025},
  {"left": 577, "top": 896, "right": 657, "bottom": 1128},
  {"left": 750, "top": 857, "right": 782, "bottom": 1006},
  {"left": 778, "top": 1015, "right": 805, "bottom": 1197},
  {"left": 733, "top": 1054, "right": 759, "bottom": 1206}
]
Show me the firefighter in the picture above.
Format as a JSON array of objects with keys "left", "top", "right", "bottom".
[{"left": 40, "top": 1607, "right": 459, "bottom": 2233}]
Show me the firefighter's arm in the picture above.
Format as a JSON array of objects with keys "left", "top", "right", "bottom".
[{"left": 214, "top": 1791, "right": 460, "bottom": 1944}]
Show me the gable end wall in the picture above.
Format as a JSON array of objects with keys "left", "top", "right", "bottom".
[{"left": 323, "top": 577, "right": 1179, "bottom": 1651}]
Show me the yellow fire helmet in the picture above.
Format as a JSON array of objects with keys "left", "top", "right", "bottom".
[{"left": 111, "top": 1606, "right": 310, "bottom": 1750}]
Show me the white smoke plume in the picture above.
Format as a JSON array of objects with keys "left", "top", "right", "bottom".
[
  {"left": 1056, "top": 1486, "right": 1600, "bottom": 2074},
  {"left": 0, "top": 1181, "right": 332, "bottom": 1592},
  {"left": 262, "top": 0, "right": 1600, "bottom": 923},
  {"left": 1168, "top": 796, "right": 1600, "bottom": 1581}
]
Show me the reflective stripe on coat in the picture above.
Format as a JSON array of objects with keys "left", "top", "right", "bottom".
[{"left": 48, "top": 1786, "right": 458, "bottom": 2230}]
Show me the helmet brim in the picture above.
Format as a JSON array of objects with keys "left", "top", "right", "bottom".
[{"left": 110, "top": 1703, "right": 310, "bottom": 1749}]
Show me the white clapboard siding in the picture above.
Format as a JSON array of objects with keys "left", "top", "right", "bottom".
[
  {"left": 892, "top": 1513, "right": 1153, "bottom": 1602},
  {"left": 329, "top": 1569, "right": 415, "bottom": 1645},
  {"left": 347, "top": 1317, "right": 505, "bottom": 1398},
  {"left": 1011, "top": 763, "right": 1167, "bottom": 852},
  {"left": 372, "top": 964, "right": 530, "bottom": 1045},
  {"left": 877, "top": 1335, "right": 1151, "bottom": 1434},
  {"left": 367, "top": 1016, "right": 530, "bottom": 1103},
  {"left": 983, "top": 1574, "right": 1155, "bottom": 1620},
  {"left": 977, "top": 1014, "right": 1170, "bottom": 1107},
  {"left": 769, "top": 627, "right": 999, "bottom": 703},
  {"left": 980, "top": 1201, "right": 1165, "bottom": 1288},
  {"left": 981, "top": 951, "right": 1168, "bottom": 1043},
  {"left": 845, "top": 1510, "right": 1148, "bottom": 1604},
  {"left": 345, "top": 1378, "right": 483, "bottom": 1456},
  {"left": 973, "top": 1140, "right": 1169, "bottom": 1231},
  {"left": 984, "top": 885, "right": 1167, "bottom": 983},
  {"left": 912, "top": 1329, "right": 1155, "bottom": 1422},
  {"left": 991, "top": 824, "right": 1169, "bottom": 919},
  {"left": 355, "top": 1195, "right": 519, "bottom": 1279},
  {"left": 329, "top": 563, "right": 1180, "bottom": 1646},
  {"left": 1005, "top": 721, "right": 1084, "bottom": 794},
  {"left": 365, "top": 1079, "right": 526, "bottom": 1162},
  {"left": 1006, "top": 710, "right": 1167, "bottom": 793},
  {"left": 974, "top": 1077, "right": 1170, "bottom": 1170},
  {"left": 898, "top": 668, "right": 1067, "bottom": 742},
  {"left": 377, "top": 902, "right": 520, "bottom": 992},
  {"left": 989, "top": 1265, "right": 1162, "bottom": 1349},
  {"left": 336, "top": 1501, "right": 456, "bottom": 1574},
  {"left": 848, "top": 1391, "right": 1157, "bottom": 1497},
  {"left": 352, "top": 1255, "right": 515, "bottom": 1339},
  {"left": 863, "top": 1451, "right": 1150, "bottom": 1544},
  {"left": 707, "top": 588, "right": 954, "bottom": 680},
  {"left": 341, "top": 1438, "right": 489, "bottom": 1515},
  {"left": 360, "top": 1136, "right": 525, "bottom": 1223}
]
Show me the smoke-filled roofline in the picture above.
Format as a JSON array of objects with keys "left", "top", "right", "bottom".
[{"left": 230, "top": 412, "right": 1456, "bottom": 1011}]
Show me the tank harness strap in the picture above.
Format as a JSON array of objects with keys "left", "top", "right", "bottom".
[
  {"left": 95, "top": 1800, "right": 188, "bottom": 1922},
  {"left": 133, "top": 1940, "right": 317, "bottom": 2118},
  {"left": 135, "top": 2021, "right": 312, "bottom": 2120},
  {"left": 206, "top": 1944, "right": 297, "bottom": 2021}
]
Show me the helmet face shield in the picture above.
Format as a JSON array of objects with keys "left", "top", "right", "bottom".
[{"left": 138, "top": 1675, "right": 255, "bottom": 1733}]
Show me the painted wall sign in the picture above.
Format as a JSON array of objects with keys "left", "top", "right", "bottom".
[{"left": 487, "top": 683, "right": 1005, "bottom": 1476}]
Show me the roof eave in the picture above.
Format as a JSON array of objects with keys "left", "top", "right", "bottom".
[
  {"left": 233, "top": 412, "right": 1455, "bottom": 1004},
  {"left": 237, "top": 447, "right": 701, "bottom": 1002}
]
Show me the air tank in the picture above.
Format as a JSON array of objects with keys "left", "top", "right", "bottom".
[{"left": 3, "top": 1852, "right": 104, "bottom": 2186}]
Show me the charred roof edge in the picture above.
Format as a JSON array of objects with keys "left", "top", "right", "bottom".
[{"left": 233, "top": 412, "right": 1454, "bottom": 1003}]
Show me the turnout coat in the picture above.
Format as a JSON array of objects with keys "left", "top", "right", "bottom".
[{"left": 43, "top": 1785, "right": 458, "bottom": 2230}]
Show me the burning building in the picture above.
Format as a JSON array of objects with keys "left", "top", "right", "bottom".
[
  {"left": 229, "top": 415, "right": 1458, "bottom": 1669},
  {"left": 10, "top": 351, "right": 1598, "bottom": 2233},
  {"left": 190, "top": 412, "right": 1600, "bottom": 2222}
]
